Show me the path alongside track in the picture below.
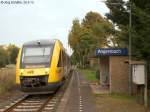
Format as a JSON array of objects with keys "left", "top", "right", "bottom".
[{"left": 58, "top": 69, "right": 98, "bottom": 112}]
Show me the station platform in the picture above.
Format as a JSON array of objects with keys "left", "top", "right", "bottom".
[{"left": 57, "top": 69, "right": 98, "bottom": 112}]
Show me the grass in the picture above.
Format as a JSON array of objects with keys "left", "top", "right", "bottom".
[
  {"left": 80, "top": 69, "right": 99, "bottom": 83},
  {"left": 94, "top": 93, "right": 150, "bottom": 112},
  {"left": 0, "top": 68, "right": 16, "bottom": 93},
  {"left": 94, "top": 93, "right": 136, "bottom": 101},
  {"left": 80, "top": 68, "right": 150, "bottom": 111}
]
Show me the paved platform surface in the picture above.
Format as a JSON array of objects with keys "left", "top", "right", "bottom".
[
  {"left": 63, "top": 69, "right": 98, "bottom": 112},
  {"left": 90, "top": 84, "right": 109, "bottom": 94}
]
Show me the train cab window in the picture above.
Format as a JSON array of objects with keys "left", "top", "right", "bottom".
[{"left": 21, "top": 46, "right": 52, "bottom": 68}]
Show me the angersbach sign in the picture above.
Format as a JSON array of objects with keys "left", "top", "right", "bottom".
[{"left": 96, "top": 48, "right": 128, "bottom": 56}]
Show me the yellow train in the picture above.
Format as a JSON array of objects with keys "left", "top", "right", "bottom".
[{"left": 16, "top": 39, "right": 71, "bottom": 94}]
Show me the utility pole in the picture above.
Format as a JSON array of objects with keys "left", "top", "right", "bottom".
[
  {"left": 128, "top": 1, "right": 132, "bottom": 95},
  {"left": 144, "top": 63, "right": 148, "bottom": 107}
]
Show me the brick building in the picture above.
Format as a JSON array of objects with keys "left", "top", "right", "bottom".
[{"left": 96, "top": 48, "right": 129, "bottom": 94}]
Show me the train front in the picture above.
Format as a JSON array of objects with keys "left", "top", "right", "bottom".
[{"left": 16, "top": 40, "right": 58, "bottom": 94}]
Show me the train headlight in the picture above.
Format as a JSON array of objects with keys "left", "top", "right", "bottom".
[{"left": 45, "top": 68, "right": 49, "bottom": 74}]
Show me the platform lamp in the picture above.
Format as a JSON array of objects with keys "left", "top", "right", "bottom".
[{"left": 100, "top": 0, "right": 132, "bottom": 94}]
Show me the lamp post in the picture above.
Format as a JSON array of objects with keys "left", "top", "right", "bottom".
[
  {"left": 101, "top": 0, "right": 132, "bottom": 94},
  {"left": 128, "top": 2, "right": 132, "bottom": 95}
]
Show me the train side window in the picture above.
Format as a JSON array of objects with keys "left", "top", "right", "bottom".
[
  {"left": 57, "top": 51, "right": 62, "bottom": 67},
  {"left": 62, "top": 51, "right": 66, "bottom": 66},
  {"left": 57, "top": 50, "right": 66, "bottom": 67}
]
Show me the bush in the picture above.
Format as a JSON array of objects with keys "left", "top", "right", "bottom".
[
  {"left": 7, "top": 44, "right": 19, "bottom": 64},
  {"left": 0, "top": 47, "right": 8, "bottom": 68},
  {"left": 80, "top": 69, "right": 99, "bottom": 83},
  {"left": 0, "top": 68, "right": 16, "bottom": 93}
]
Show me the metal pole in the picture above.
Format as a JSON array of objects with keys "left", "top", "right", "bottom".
[
  {"left": 102, "top": 0, "right": 133, "bottom": 94},
  {"left": 128, "top": 2, "right": 132, "bottom": 95},
  {"left": 144, "top": 63, "right": 148, "bottom": 107}
]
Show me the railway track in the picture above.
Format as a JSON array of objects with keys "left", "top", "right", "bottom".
[
  {"left": 0, "top": 71, "right": 73, "bottom": 112},
  {"left": 3, "top": 93, "right": 60, "bottom": 112},
  {"left": 1, "top": 86, "right": 66, "bottom": 112}
]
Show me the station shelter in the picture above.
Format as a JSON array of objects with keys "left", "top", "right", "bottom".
[{"left": 96, "top": 48, "right": 129, "bottom": 94}]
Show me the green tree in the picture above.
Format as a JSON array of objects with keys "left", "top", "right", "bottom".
[
  {"left": 105, "top": 0, "right": 150, "bottom": 84},
  {"left": 7, "top": 44, "right": 19, "bottom": 64},
  {"left": 0, "top": 47, "right": 7, "bottom": 68},
  {"left": 68, "top": 12, "right": 114, "bottom": 67},
  {"left": 68, "top": 19, "right": 82, "bottom": 50},
  {"left": 82, "top": 11, "right": 113, "bottom": 47},
  {"left": 105, "top": 0, "right": 150, "bottom": 60},
  {"left": 79, "top": 27, "right": 95, "bottom": 67},
  {"left": 68, "top": 19, "right": 82, "bottom": 65}
]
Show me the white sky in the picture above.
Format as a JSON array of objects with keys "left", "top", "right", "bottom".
[{"left": 0, "top": 0, "right": 109, "bottom": 54}]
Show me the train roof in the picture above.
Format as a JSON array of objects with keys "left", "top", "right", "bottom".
[{"left": 23, "top": 39, "right": 62, "bottom": 47}]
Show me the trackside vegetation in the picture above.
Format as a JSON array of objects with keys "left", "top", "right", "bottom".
[
  {"left": 95, "top": 94, "right": 149, "bottom": 112},
  {"left": 0, "top": 44, "right": 18, "bottom": 93},
  {"left": 0, "top": 44, "right": 19, "bottom": 68},
  {"left": 0, "top": 68, "right": 16, "bottom": 93},
  {"left": 80, "top": 69, "right": 99, "bottom": 83}
]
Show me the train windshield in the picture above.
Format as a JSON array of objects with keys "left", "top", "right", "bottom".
[{"left": 21, "top": 46, "right": 52, "bottom": 68}]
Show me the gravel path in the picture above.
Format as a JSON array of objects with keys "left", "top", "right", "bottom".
[{"left": 0, "top": 89, "right": 25, "bottom": 110}]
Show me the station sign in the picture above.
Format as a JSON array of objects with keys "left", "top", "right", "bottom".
[{"left": 96, "top": 48, "right": 128, "bottom": 56}]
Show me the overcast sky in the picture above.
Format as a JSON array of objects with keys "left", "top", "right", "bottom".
[{"left": 0, "top": 0, "right": 109, "bottom": 54}]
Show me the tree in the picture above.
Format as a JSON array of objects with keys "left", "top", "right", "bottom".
[
  {"left": 82, "top": 11, "right": 113, "bottom": 47},
  {"left": 68, "top": 19, "right": 82, "bottom": 65},
  {"left": 7, "top": 44, "right": 19, "bottom": 64},
  {"left": 78, "top": 27, "right": 95, "bottom": 67},
  {"left": 105, "top": 0, "right": 129, "bottom": 26},
  {"left": 105, "top": 0, "right": 150, "bottom": 59},
  {"left": 0, "top": 47, "right": 7, "bottom": 68},
  {"left": 68, "top": 11, "right": 114, "bottom": 67},
  {"left": 68, "top": 19, "right": 82, "bottom": 50},
  {"left": 105, "top": 0, "right": 150, "bottom": 84}
]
